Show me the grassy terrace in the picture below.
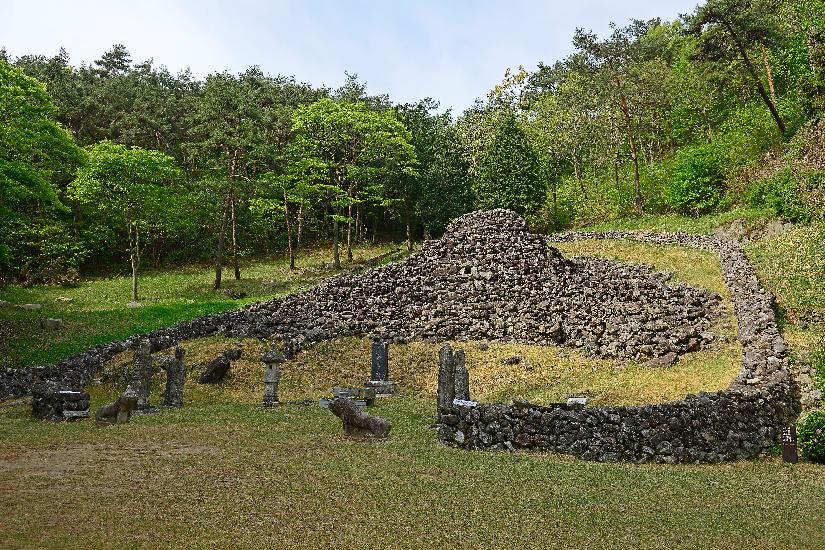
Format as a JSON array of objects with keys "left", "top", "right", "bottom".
[
  {"left": 3, "top": 234, "right": 824, "bottom": 548},
  {"left": 0, "top": 244, "right": 398, "bottom": 370}
]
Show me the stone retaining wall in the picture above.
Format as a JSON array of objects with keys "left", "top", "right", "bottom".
[{"left": 436, "top": 231, "right": 798, "bottom": 463}]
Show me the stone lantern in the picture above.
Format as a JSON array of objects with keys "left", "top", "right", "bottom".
[{"left": 261, "top": 344, "right": 285, "bottom": 408}]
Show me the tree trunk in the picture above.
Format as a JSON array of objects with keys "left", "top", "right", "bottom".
[
  {"left": 355, "top": 206, "right": 361, "bottom": 243},
  {"left": 760, "top": 42, "right": 777, "bottom": 105},
  {"left": 283, "top": 189, "right": 295, "bottom": 270},
  {"left": 573, "top": 154, "right": 581, "bottom": 183},
  {"left": 296, "top": 201, "right": 304, "bottom": 251},
  {"left": 231, "top": 193, "right": 240, "bottom": 280},
  {"left": 573, "top": 153, "right": 586, "bottom": 198},
  {"left": 405, "top": 204, "right": 413, "bottom": 252},
  {"left": 127, "top": 216, "right": 140, "bottom": 302},
  {"left": 614, "top": 80, "right": 644, "bottom": 215},
  {"left": 213, "top": 196, "right": 230, "bottom": 290},
  {"left": 724, "top": 20, "right": 786, "bottom": 134},
  {"left": 630, "top": 146, "right": 642, "bottom": 216},
  {"left": 333, "top": 209, "right": 341, "bottom": 270},
  {"left": 346, "top": 201, "right": 353, "bottom": 263}
]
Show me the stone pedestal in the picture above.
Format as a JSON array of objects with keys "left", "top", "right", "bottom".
[
  {"left": 32, "top": 382, "right": 90, "bottom": 421},
  {"left": 366, "top": 340, "right": 395, "bottom": 395},
  {"left": 262, "top": 344, "right": 284, "bottom": 407}
]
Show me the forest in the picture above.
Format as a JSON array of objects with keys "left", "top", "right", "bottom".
[{"left": 2, "top": 0, "right": 824, "bottom": 298}]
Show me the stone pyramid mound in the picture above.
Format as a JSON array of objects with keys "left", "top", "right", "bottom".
[{"left": 229, "top": 209, "right": 720, "bottom": 360}]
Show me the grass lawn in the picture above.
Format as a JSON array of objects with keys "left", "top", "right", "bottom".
[
  {"left": 5, "top": 237, "right": 817, "bottom": 549},
  {"left": 582, "top": 206, "right": 773, "bottom": 235},
  {"left": 0, "top": 243, "right": 398, "bottom": 370},
  {"left": 1, "top": 392, "right": 824, "bottom": 549}
]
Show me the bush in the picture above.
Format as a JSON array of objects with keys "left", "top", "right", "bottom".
[
  {"left": 798, "top": 409, "right": 825, "bottom": 463},
  {"left": 666, "top": 146, "right": 724, "bottom": 216},
  {"left": 745, "top": 168, "right": 816, "bottom": 223},
  {"left": 812, "top": 344, "right": 825, "bottom": 396}
]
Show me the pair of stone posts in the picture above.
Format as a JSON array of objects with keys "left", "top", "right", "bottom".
[
  {"left": 437, "top": 343, "right": 470, "bottom": 421},
  {"left": 126, "top": 339, "right": 186, "bottom": 411}
]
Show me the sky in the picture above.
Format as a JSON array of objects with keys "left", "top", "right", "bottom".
[{"left": 3, "top": 0, "right": 700, "bottom": 113}]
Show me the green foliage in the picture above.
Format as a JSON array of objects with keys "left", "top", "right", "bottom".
[
  {"left": 70, "top": 141, "right": 180, "bottom": 224},
  {"left": 69, "top": 141, "right": 180, "bottom": 299},
  {"left": 746, "top": 222, "right": 825, "bottom": 324},
  {"left": 0, "top": 60, "right": 82, "bottom": 271},
  {"left": 7, "top": 218, "right": 89, "bottom": 285},
  {"left": 666, "top": 146, "right": 724, "bottom": 215},
  {"left": 397, "top": 100, "right": 473, "bottom": 237},
  {"left": 745, "top": 168, "right": 817, "bottom": 223},
  {"left": 812, "top": 344, "right": 825, "bottom": 396},
  {"left": 474, "top": 112, "right": 545, "bottom": 215},
  {"left": 798, "top": 409, "right": 825, "bottom": 463}
]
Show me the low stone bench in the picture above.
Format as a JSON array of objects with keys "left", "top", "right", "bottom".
[{"left": 32, "top": 382, "right": 90, "bottom": 421}]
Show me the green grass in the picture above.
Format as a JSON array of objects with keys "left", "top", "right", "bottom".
[
  {"left": 583, "top": 206, "right": 773, "bottom": 235},
  {"left": 1, "top": 395, "right": 824, "bottom": 549},
  {"left": 0, "top": 243, "right": 397, "bottom": 369},
  {"left": 746, "top": 222, "right": 825, "bottom": 327}
]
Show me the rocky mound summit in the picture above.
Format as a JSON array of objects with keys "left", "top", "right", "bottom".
[{"left": 230, "top": 209, "right": 720, "bottom": 359}]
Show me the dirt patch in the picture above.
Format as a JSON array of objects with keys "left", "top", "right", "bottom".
[{"left": 0, "top": 442, "right": 218, "bottom": 479}]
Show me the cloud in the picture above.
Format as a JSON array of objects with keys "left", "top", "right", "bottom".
[{"left": 2, "top": 0, "right": 701, "bottom": 112}]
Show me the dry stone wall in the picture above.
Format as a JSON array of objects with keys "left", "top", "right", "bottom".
[{"left": 436, "top": 230, "right": 797, "bottom": 463}]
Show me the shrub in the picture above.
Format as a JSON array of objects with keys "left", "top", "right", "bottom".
[
  {"left": 745, "top": 168, "right": 814, "bottom": 223},
  {"left": 798, "top": 409, "right": 825, "bottom": 463},
  {"left": 666, "top": 146, "right": 724, "bottom": 216},
  {"left": 812, "top": 344, "right": 825, "bottom": 396}
]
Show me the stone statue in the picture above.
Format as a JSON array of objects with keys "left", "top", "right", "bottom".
[
  {"left": 95, "top": 389, "right": 139, "bottom": 425},
  {"left": 327, "top": 397, "right": 391, "bottom": 439},
  {"left": 438, "top": 344, "right": 464, "bottom": 411},
  {"left": 157, "top": 346, "right": 186, "bottom": 408}
]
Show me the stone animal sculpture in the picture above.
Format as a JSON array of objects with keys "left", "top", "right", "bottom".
[
  {"left": 328, "top": 397, "right": 392, "bottom": 439},
  {"left": 199, "top": 348, "right": 242, "bottom": 384},
  {"left": 95, "top": 390, "right": 139, "bottom": 425}
]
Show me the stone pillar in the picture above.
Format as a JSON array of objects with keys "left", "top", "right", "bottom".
[
  {"left": 161, "top": 347, "right": 186, "bottom": 408},
  {"left": 453, "top": 348, "right": 470, "bottom": 401},
  {"left": 437, "top": 343, "right": 457, "bottom": 416},
  {"left": 128, "top": 339, "right": 153, "bottom": 410},
  {"left": 282, "top": 336, "right": 297, "bottom": 360},
  {"left": 371, "top": 341, "right": 389, "bottom": 381},
  {"left": 261, "top": 344, "right": 284, "bottom": 408},
  {"left": 365, "top": 340, "right": 396, "bottom": 395}
]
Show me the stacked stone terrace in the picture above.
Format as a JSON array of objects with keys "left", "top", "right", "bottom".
[
  {"left": 2, "top": 210, "right": 723, "bottom": 399},
  {"left": 237, "top": 209, "right": 721, "bottom": 359},
  {"left": 0, "top": 210, "right": 796, "bottom": 464}
]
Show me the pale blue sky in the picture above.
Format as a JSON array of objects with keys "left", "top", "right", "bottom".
[{"left": 3, "top": 0, "right": 700, "bottom": 112}]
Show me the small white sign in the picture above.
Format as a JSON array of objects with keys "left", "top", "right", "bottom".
[
  {"left": 452, "top": 399, "right": 478, "bottom": 408},
  {"left": 567, "top": 396, "right": 588, "bottom": 406}
]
